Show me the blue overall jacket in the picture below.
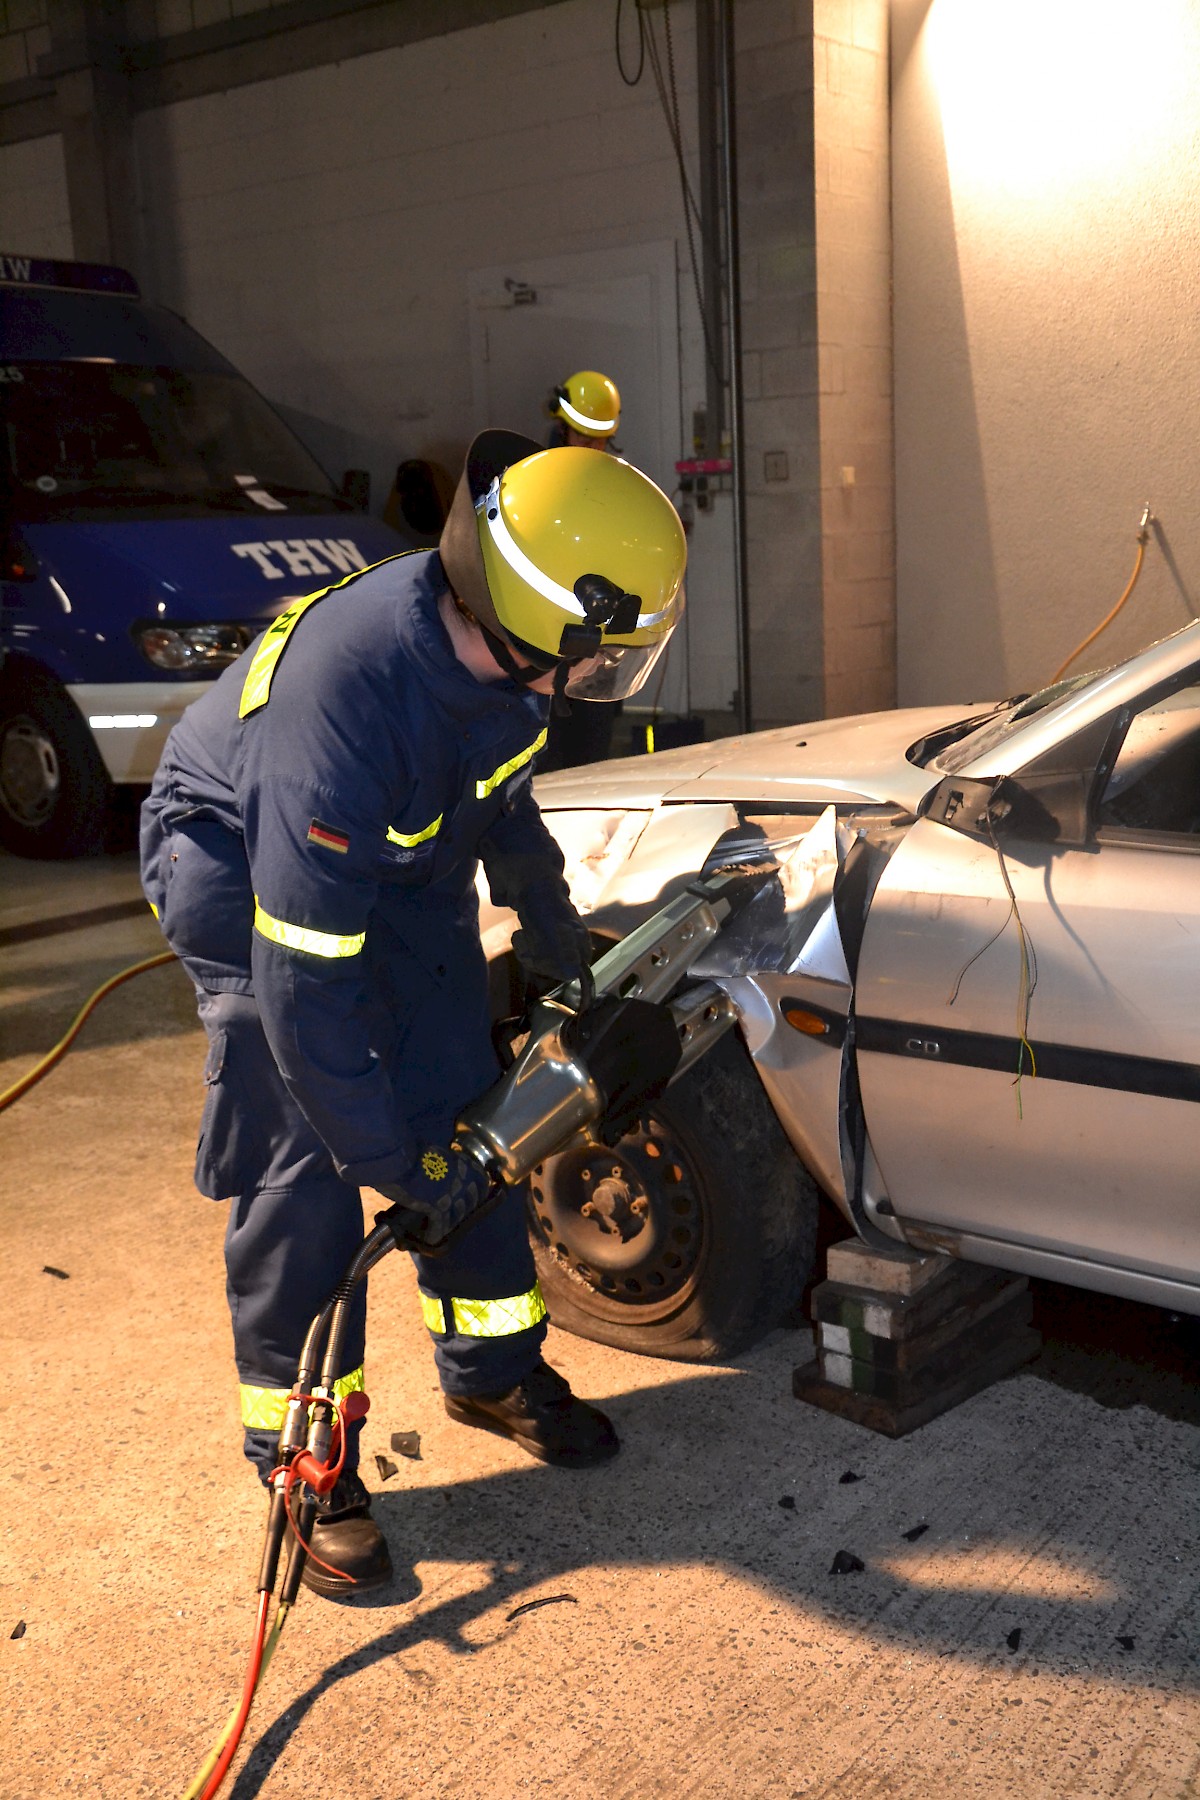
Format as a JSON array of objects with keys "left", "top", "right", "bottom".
[{"left": 141, "top": 550, "right": 558, "bottom": 1192}]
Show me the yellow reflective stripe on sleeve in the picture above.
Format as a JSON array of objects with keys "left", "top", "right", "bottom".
[
  {"left": 237, "top": 552, "right": 415, "bottom": 719},
  {"left": 420, "top": 1292, "right": 449, "bottom": 1336},
  {"left": 386, "top": 813, "right": 443, "bottom": 848},
  {"left": 148, "top": 901, "right": 159, "bottom": 920},
  {"left": 239, "top": 1365, "right": 365, "bottom": 1432},
  {"left": 475, "top": 730, "right": 548, "bottom": 800},
  {"left": 450, "top": 1285, "right": 548, "bottom": 1338},
  {"left": 253, "top": 898, "right": 365, "bottom": 959}
]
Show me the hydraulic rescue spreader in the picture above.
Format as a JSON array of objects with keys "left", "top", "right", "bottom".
[{"left": 181, "top": 867, "right": 764, "bottom": 1799}]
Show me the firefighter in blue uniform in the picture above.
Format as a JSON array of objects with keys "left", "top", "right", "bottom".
[{"left": 141, "top": 431, "right": 687, "bottom": 1596}]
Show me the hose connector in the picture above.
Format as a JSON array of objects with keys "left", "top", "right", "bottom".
[{"left": 1138, "top": 501, "right": 1153, "bottom": 543}]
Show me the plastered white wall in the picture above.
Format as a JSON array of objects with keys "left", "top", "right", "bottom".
[
  {"left": 893, "top": 0, "right": 1200, "bottom": 708},
  {"left": 0, "top": 133, "right": 71, "bottom": 256},
  {"left": 129, "top": 0, "right": 741, "bottom": 711}
]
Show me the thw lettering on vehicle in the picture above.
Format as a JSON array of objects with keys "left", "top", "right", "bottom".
[{"left": 231, "top": 539, "right": 369, "bottom": 581}]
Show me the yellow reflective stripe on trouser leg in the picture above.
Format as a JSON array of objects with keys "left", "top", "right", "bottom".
[
  {"left": 420, "top": 1292, "right": 450, "bottom": 1336},
  {"left": 475, "top": 730, "right": 548, "bottom": 800},
  {"left": 239, "top": 1365, "right": 365, "bottom": 1432},
  {"left": 253, "top": 899, "right": 365, "bottom": 959},
  {"left": 449, "top": 1285, "right": 548, "bottom": 1338}
]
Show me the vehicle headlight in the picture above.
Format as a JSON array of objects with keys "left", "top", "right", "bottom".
[{"left": 134, "top": 622, "right": 256, "bottom": 671}]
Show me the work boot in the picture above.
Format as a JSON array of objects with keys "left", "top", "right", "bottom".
[
  {"left": 298, "top": 1470, "right": 393, "bottom": 1598},
  {"left": 443, "top": 1359, "right": 619, "bottom": 1467}
]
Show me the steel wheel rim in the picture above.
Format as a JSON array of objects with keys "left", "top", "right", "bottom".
[
  {"left": 529, "top": 1109, "right": 709, "bottom": 1325},
  {"left": 0, "top": 717, "right": 60, "bottom": 826}
]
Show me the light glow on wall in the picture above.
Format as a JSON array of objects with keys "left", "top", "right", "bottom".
[{"left": 925, "top": 0, "right": 1195, "bottom": 201}]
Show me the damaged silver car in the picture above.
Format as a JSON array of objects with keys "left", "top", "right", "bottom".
[{"left": 480, "top": 621, "right": 1200, "bottom": 1361}]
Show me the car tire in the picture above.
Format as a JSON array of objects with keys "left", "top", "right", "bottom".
[
  {"left": 0, "top": 663, "right": 110, "bottom": 858},
  {"left": 527, "top": 1029, "right": 819, "bottom": 1361}
]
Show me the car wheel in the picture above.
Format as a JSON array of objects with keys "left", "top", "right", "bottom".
[
  {"left": 527, "top": 1030, "right": 819, "bottom": 1360},
  {"left": 0, "top": 665, "right": 110, "bottom": 858}
]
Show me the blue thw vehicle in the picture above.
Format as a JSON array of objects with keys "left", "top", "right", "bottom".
[{"left": 0, "top": 252, "right": 405, "bottom": 855}]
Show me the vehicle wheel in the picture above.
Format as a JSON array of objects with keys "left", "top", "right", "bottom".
[
  {"left": 0, "top": 664, "right": 110, "bottom": 858},
  {"left": 527, "top": 1029, "right": 819, "bottom": 1361}
]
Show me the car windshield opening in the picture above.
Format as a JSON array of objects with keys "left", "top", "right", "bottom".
[
  {"left": 934, "top": 670, "right": 1106, "bottom": 774},
  {"left": 3, "top": 361, "right": 339, "bottom": 515}
]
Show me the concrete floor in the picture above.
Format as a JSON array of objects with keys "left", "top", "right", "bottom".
[{"left": 2, "top": 851, "right": 1200, "bottom": 1799}]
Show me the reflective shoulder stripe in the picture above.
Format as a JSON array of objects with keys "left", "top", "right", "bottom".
[
  {"left": 253, "top": 898, "right": 365, "bottom": 959},
  {"left": 475, "top": 730, "right": 548, "bottom": 801},
  {"left": 238, "top": 591, "right": 324, "bottom": 718},
  {"left": 386, "top": 812, "right": 443, "bottom": 849},
  {"left": 449, "top": 1285, "right": 548, "bottom": 1338},
  {"left": 237, "top": 552, "right": 414, "bottom": 719},
  {"left": 239, "top": 1365, "right": 364, "bottom": 1432},
  {"left": 148, "top": 901, "right": 159, "bottom": 920}
]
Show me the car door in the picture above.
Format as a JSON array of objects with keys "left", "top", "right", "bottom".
[{"left": 854, "top": 675, "right": 1200, "bottom": 1286}]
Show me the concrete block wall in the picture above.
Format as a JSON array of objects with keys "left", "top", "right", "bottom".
[
  {"left": 0, "top": 0, "right": 50, "bottom": 85},
  {"left": 812, "top": 0, "right": 893, "bottom": 718},
  {"left": 0, "top": 129, "right": 70, "bottom": 251},
  {"left": 736, "top": 0, "right": 894, "bottom": 727}
]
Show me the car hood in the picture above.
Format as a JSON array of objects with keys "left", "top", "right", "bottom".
[{"left": 533, "top": 703, "right": 983, "bottom": 815}]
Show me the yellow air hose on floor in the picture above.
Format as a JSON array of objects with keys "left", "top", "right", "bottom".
[{"left": 0, "top": 948, "right": 177, "bottom": 1114}]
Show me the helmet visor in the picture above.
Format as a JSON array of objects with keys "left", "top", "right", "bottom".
[{"left": 563, "top": 626, "right": 675, "bottom": 702}]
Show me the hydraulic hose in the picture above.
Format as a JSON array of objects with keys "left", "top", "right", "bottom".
[
  {"left": 0, "top": 948, "right": 176, "bottom": 1114},
  {"left": 181, "top": 1594, "right": 289, "bottom": 1800},
  {"left": 1049, "top": 504, "right": 1153, "bottom": 686}
]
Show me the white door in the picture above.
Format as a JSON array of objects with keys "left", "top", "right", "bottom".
[{"left": 468, "top": 241, "right": 679, "bottom": 492}]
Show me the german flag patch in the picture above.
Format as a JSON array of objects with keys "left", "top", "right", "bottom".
[{"left": 307, "top": 819, "right": 350, "bottom": 855}]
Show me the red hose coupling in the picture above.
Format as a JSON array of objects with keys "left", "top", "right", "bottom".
[{"left": 290, "top": 1389, "right": 370, "bottom": 1493}]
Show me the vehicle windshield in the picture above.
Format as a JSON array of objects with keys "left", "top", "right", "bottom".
[
  {"left": 932, "top": 669, "right": 1107, "bottom": 774},
  {"left": 3, "top": 360, "right": 343, "bottom": 518}
]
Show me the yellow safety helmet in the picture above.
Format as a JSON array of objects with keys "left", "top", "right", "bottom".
[
  {"left": 551, "top": 370, "right": 621, "bottom": 440},
  {"left": 439, "top": 430, "right": 685, "bottom": 703}
]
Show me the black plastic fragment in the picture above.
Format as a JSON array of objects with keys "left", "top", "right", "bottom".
[
  {"left": 838, "top": 1470, "right": 861, "bottom": 1485},
  {"left": 42, "top": 1266, "right": 69, "bottom": 1280},
  {"left": 390, "top": 1430, "right": 421, "bottom": 1459},
  {"left": 1116, "top": 1634, "right": 1135, "bottom": 1652},
  {"left": 373, "top": 1454, "right": 399, "bottom": 1482},
  {"left": 829, "top": 1549, "right": 865, "bottom": 1575},
  {"left": 1006, "top": 1628, "right": 1022, "bottom": 1652},
  {"left": 778, "top": 1495, "right": 796, "bottom": 1510},
  {"left": 506, "top": 1594, "right": 578, "bottom": 1623},
  {"left": 10, "top": 1621, "right": 25, "bottom": 1640},
  {"left": 902, "top": 1522, "right": 928, "bottom": 1542}
]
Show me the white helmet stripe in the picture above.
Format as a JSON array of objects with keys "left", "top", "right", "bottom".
[
  {"left": 557, "top": 394, "right": 616, "bottom": 432},
  {"left": 479, "top": 478, "right": 673, "bottom": 632},
  {"left": 480, "top": 481, "right": 585, "bottom": 618}
]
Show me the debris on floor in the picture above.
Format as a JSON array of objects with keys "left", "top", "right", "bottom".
[
  {"left": 10, "top": 1621, "right": 26, "bottom": 1639},
  {"left": 1006, "top": 1628, "right": 1022, "bottom": 1652},
  {"left": 42, "top": 1266, "right": 69, "bottom": 1280},
  {"left": 373, "top": 1454, "right": 399, "bottom": 1482},
  {"left": 829, "top": 1550, "right": 865, "bottom": 1575},
  {"left": 1116, "top": 1635, "right": 1135, "bottom": 1652},
  {"left": 390, "top": 1430, "right": 421, "bottom": 1459},
  {"left": 506, "top": 1595, "right": 578, "bottom": 1623},
  {"left": 838, "top": 1470, "right": 861, "bottom": 1484},
  {"left": 902, "top": 1522, "right": 929, "bottom": 1542},
  {"left": 778, "top": 1495, "right": 796, "bottom": 1510}
]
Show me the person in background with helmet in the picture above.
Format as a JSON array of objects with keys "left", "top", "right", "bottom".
[
  {"left": 140, "top": 430, "right": 686, "bottom": 1598},
  {"left": 542, "top": 370, "right": 624, "bottom": 769},
  {"left": 547, "top": 369, "right": 622, "bottom": 452}
]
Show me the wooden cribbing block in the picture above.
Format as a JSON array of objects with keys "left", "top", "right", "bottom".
[{"left": 794, "top": 1239, "right": 1041, "bottom": 1437}]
